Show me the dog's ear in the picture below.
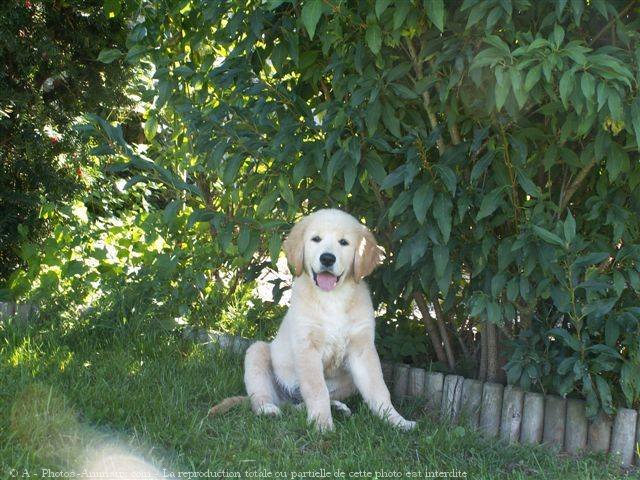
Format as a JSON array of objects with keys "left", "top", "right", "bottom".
[
  {"left": 283, "top": 216, "right": 309, "bottom": 277},
  {"left": 353, "top": 226, "right": 382, "bottom": 282}
]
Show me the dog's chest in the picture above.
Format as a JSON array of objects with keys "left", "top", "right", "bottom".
[{"left": 319, "top": 311, "right": 352, "bottom": 373}]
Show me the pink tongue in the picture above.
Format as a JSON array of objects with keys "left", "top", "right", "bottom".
[{"left": 316, "top": 272, "right": 338, "bottom": 291}]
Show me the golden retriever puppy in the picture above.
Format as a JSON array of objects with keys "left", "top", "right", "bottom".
[{"left": 211, "top": 209, "right": 415, "bottom": 432}]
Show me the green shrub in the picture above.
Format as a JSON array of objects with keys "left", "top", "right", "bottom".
[
  {"left": 0, "top": 0, "right": 132, "bottom": 285},
  {"left": 12, "top": 0, "right": 640, "bottom": 416}
]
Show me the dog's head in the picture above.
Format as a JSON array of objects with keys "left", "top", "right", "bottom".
[{"left": 283, "top": 209, "right": 382, "bottom": 291}]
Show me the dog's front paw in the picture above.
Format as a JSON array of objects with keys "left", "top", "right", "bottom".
[
  {"left": 395, "top": 418, "right": 417, "bottom": 431},
  {"left": 330, "top": 400, "right": 352, "bottom": 417},
  {"left": 309, "top": 414, "right": 334, "bottom": 432},
  {"left": 256, "top": 403, "right": 281, "bottom": 416}
]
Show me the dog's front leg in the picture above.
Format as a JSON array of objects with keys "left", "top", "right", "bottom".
[
  {"left": 294, "top": 347, "right": 333, "bottom": 432},
  {"left": 347, "top": 345, "right": 416, "bottom": 431}
]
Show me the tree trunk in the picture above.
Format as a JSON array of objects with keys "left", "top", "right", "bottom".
[
  {"left": 413, "top": 292, "right": 448, "bottom": 367},
  {"left": 432, "top": 298, "right": 456, "bottom": 371},
  {"left": 479, "top": 326, "right": 488, "bottom": 381},
  {"left": 486, "top": 321, "right": 499, "bottom": 382}
]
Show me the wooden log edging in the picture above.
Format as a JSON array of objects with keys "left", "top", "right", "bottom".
[
  {"left": 479, "top": 382, "right": 503, "bottom": 437},
  {"left": 500, "top": 386, "right": 524, "bottom": 443},
  {"left": 520, "top": 392, "right": 544, "bottom": 445},
  {"left": 384, "top": 361, "right": 640, "bottom": 466},
  {"left": 188, "top": 333, "right": 640, "bottom": 467},
  {"left": 564, "top": 399, "right": 588, "bottom": 454},
  {"left": 460, "top": 379, "right": 483, "bottom": 428},
  {"left": 0, "top": 302, "right": 37, "bottom": 325},
  {"left": 441, "top": 375, "right": 464, "bottom": 422},
  {"left": 610, "top": 408, "right": 637, "bottom": 467}
]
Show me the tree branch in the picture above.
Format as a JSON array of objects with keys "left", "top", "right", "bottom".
[
  {"left": 589, "top": 0, "right": 637, "bottom": 47},
  {"left": 405, "top": 38, "right": 445, "bottom": 154},
  {"left": 558, "top": 158, "right": 597, "bottom": 213}
]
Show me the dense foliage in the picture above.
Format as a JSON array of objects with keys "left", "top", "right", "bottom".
[
  {"left": 7, "top": 0, "right": 640, "bottom": 418},
  {"left": 0, "top": 0, "right": 132, "bottom": 283}
]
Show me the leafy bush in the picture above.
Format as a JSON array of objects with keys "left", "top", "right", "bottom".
[
  {"left": 10, "top": 0, "right": 640, "bottom": 417},
  {"left": 0, "top": 0, "right": 132, "bottom": 284}
]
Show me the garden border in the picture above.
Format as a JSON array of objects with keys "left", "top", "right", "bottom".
[{"left": 187, "top": 328, "right": 639, "bottom": 468}]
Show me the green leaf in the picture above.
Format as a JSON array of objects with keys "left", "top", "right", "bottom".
[
  {"left": 549, "top": 327, "right": 581, "bottom": 351},
  {"left": 630, "top": 99, "right": 640, "bottom": 152},
  {"left": 559, "top": 70, "right": 574, "bottom": 108},
  {"left": 491, "top": 273, "right": 506, "bottom": 297},
  {"left": 208, "top": 140, "right": 228, "bottom": 169},
  {"left": 343, "top": 160, "right": 357, "bottom": 193},
  {"left": 433, "top": 193, "right": 452, "bottom": 243},
  {"left": 552, "top": 23, "right": 565, "bottom": 47},
  {"left": 533, "top": 225, "right": 565, "bottom": 247},
  {"left": 595, "top": 375, "right": 613, "bottom": 414},
  {"left": 412, "top": 184, "right": 434, "bottom": 224},
  {"left": 476, "top": 185, "right": 506, "bottom": 221},
  {"left": 381, "top": 103, "right": 401, "bottom": 137},
  {"left": 607, "top": 91, "right": 622, "bottom": 121},
  {"left": 268, "top": 232, "right": 282, "bottom": 265},
  {"left": 510, "top": 68, "right": 527, "bottom": 108},
  {"left": 238, "top": 227, "right": 250, "bottom": 254},
  {"left": 425, "top": 0, "right": 444, "bottom": 31},
  {"left": 563, "top": 211, "right": 576, "bottom": 244},
  {"left": 388, "top": 190, "right": 413, "bottom": 220},
  {"left": 365, "top": 154, "right": 387, "bottom": 185},
  {"left": 301, "top": 0, "right": 323, "bottom": 40},
  {"left": 278, "top": 176, "right": 295, "bottom": 205},
  {"left": 516, "top": 170, "right": 540, "bottom": 197},
  {"left": 97, "top": 48, "right": 123, "bottom": 63},
  {"left": 580, "top": 72, "right": 595, "bottom": 101},
  {"left": 486, "top": 302, "right": 501, "bottom": 324},
  {"left": 392, "top": 2, "right": 411, "bottom": 30},
  {"left": 613, "top": 271, "right": 626, "bottom": 296},
  {"left": 470, "top": 151, "right": 495, "bottom": 183},
  {"left": 470, "top": 294, "right": 487, "bottom": 317},
  {"left": 573, "top": 252, "right": 609, "bottom": 268},
  {"left": 163, "top": 199, "right": 182, "bottom": 226},
  {"left": 605, "top": 318, "right": 620, "bottom": 347},
  {"left": 257, "top": 190, "right": 278, "bottom": 217},
  {"left": 365, "top": 24, "right": 382, "bottom": 54},
  {"left": 524, "top": 64, "right": 541, "bottom": 92},
  {"left": 143, "top": 115, "right": 158, "bottom": 141},
  {"left": 375, "top": 0, "right": 392, "bottom": 18},
  {"left": 433, "top": 244, "right": 449, "bottom": 278},
  {"left": 188, "top": 209, "right": 219, "bottom": 228},
  {"left": 390, "top": 83, "right": 419, "bottom": 100},
  {"left": 223, "top": 154, "right": 243, "bottom": 185},
  {"left": 434, "top": 164, "right": 457, "bottom": 195},
  {"left": 494, "top": 76, "right": 510, "bottom": 111},
  {"left": 381, "top": 165, "right": 405, "bottom": 189},
  {"left": 606, "top": 144, "right": 629, "bottom": 182},
  {"left": 365, "top": 101, "right": 382, "bottom": 136}
]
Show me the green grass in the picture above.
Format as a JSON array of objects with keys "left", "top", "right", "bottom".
[{"left": 0, "top": 319, "right": 634, "bottom": 479}]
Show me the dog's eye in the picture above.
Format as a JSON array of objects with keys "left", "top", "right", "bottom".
[
  {"left": 339, "top": 239, "right": 349, "bottom": 246},
  {"left": 311, "top": 236, "right": 322, "bottom": 243}
]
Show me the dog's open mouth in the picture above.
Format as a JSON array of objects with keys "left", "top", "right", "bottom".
[{"left": 313, "top": 271, "right": 341, "bottom": 292}]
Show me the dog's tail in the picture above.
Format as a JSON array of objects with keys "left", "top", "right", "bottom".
[{"left": 208, "top": 396, "right": 248, "bottom": 416}]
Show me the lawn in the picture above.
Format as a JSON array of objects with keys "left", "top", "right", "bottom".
[{"left": 0, "top": 319, "right": 632, "bottom": 480}]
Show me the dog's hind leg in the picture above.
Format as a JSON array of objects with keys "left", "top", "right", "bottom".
[{"left": 244, "top": 341, "right": 281, "bottom": 416}]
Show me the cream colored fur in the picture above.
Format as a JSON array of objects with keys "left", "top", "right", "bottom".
[{"left": 242, "top": 209, "right": 416, "bottom": 432}]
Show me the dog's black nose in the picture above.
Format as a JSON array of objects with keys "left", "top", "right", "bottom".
[{"left": 320, "top": 253, "right": 336, "bottom": 267}]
